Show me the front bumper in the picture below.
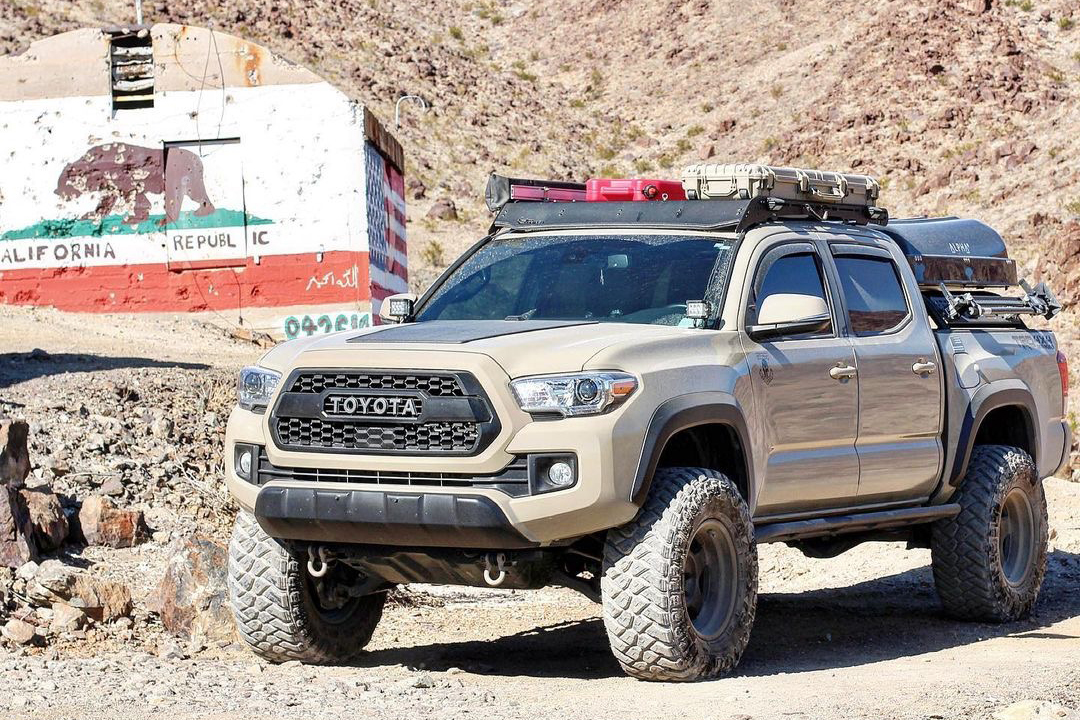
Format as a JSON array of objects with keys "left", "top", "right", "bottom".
[
  {"left": 224, "top": 351, "right": 643, "bottom": 546},
  {"left": 255, "top": 486, "right": 537, "bottom": 548}
]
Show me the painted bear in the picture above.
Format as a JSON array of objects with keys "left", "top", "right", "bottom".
[{"left": 55, "top": 142, "right": 215, "bottom": 226}]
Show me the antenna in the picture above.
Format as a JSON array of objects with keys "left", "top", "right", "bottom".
[
  {"left": 394, "top": 95, "right": 427, "bottom": 127},
  {"left": 135, "top": 0, "right": 143, "bottom": 24}
]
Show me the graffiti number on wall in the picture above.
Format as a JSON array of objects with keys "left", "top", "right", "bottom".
[{"left": 284, "top": 312, "right": 371, "bottom": 340}]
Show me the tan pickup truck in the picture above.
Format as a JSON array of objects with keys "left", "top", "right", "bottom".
[{"left": 223, "top": 170, "right": 1071, "bottom": 681}]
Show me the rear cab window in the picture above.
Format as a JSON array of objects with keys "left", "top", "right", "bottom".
[{"left": 832, "top": 253, "right": 911, "bottom": 336}]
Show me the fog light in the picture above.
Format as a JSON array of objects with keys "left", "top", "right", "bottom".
[
  {"left": 234, "top": 445, "right": 255, "bottom": 482},
  {"left": 547, "top": 461, "right": 574, "bottom": 487}
]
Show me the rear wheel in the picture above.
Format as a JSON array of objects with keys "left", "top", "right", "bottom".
[
  {"left": 601, "top": 467, "right": 758, "bottom": 681},
  {"left": 931, "top": 445, "right": 1048, "bottom": 622},
  {"left": 227, "top": 511, "right": 387, "bottom": 663}
]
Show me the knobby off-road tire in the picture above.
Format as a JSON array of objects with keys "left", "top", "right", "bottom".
[
  {"left": 228, "top": 511, "right": 386, "bottom": 663},
  {"left": 601, "top": 467, "right": 758, "bottom": 681},
  {"left": 931, "top": 445, "right": 1048, "bottom": 622}
]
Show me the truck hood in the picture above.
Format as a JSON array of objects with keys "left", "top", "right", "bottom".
[{"left": 259, "top": 319, "right": 691, "bottom": 378}]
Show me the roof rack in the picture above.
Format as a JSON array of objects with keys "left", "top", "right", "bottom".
[
  {"left": 484, "top": 173, "right": 888, "bottom": 233},
  {"left": 490, "top": 194, "right": 886, "bottom": 233}
]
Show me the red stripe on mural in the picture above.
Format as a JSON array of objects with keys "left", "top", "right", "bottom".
[
  {"left": 370, "top": 283, "right": 397, "bottom": 303},
  {"left": 0, "top": 251, "right": 371, "bottom": 313},
  {"left": 388, "top": 259, "right": 407, "bottom": 280}
]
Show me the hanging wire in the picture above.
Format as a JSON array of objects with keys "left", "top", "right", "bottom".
[{"left": 193, "top": 25, "right": 227, "bottom": 153}]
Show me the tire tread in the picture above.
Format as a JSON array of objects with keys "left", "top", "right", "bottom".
[
  {"left": 601, "top": 467, "right": 757, "bottom": 681},
  {"left": 227, "top": 511, "right": 385, "bottom": 663},
  {"left": 931, "top": 444, "right": 1048, "bottom": 622}
]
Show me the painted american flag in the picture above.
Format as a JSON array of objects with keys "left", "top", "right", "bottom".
[{"left": 364, "top": 142, "right": 409, "bottom": 300}]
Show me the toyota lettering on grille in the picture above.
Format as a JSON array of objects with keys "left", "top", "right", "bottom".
[{"left": 323, "top": 394, "right": 422, "bottom": 419}]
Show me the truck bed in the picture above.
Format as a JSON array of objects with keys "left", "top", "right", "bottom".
[{"left": 932, "top": 322, "right": 1070, "bottom": 502}]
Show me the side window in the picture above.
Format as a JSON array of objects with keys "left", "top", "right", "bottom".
[
  {"left": 750, "top": 251, "right": 832, "bottom": 336},
  {"left": 834, "top": 256, "right": 910, "bottom": 336}
]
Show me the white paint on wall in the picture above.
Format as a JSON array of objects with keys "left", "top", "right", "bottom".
[{"left": 0, "top": 82, "right": 371, "bottom": 269}]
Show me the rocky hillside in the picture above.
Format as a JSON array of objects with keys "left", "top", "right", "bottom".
[{"left": 2, "top": 0, "right": 1078, "bottom": 353}]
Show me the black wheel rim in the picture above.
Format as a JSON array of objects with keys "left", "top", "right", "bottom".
[
  {"left": 684, "top": 518, "right": 739, "bottom": 641},
  {"left": 303, "top": 568, "right": 364, "bottom": 625},
  {"left": 999, "top": 487, "right": 1036, "bottom": 587}
]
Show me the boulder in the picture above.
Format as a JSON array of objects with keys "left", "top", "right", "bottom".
[
  {"left": 425, "top": 198, "right": 458, "bottom": 221},
  {"left": 29, "top": 559, "right": 132, "bottom": 621},
  {"left": 0, "top": 486, "right": 38, "bottom": 568},
  {"left": 0, "top": 419, "right": 30, "bottom": 488},
  {"left": 49, "top": 602, "right": 87, "bottom": 634},
  {"left": 993, "top": 700, "right": 1077, "bottom": 720},
  {"left": 152, "top": 536, "right": 233, "bottom": 643},
  {"left": 19, "top": 487, "right": 68, "bottom": 551},
  {"left": 77, "top": 496, "right": 148, "bottom": 548},
  {"left": 1, "top": 618, "right": 37, "bottom": 646},
  {"left": 407, "top": 178, "right": 427, "bottom": 200},
  {"left": 1034, "top": 221, "right": 1080, "bottom": 310}
]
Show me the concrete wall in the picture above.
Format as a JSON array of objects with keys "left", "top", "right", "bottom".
[{"left": 0, "top": 24, "right": 407, "bottom": 339}]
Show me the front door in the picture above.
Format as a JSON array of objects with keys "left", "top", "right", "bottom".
[
  {"left": 827, "top": 241, "right": 944, "bottom": 502},
  {"left": 743, "top": 240, "right": 861, "bottom": 516}
]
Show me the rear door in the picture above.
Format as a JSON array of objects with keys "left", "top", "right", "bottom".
[
  {"left": 743, "top": 239, "right": 861, "bottom": 515},
  {"left": 827, "top": 241, "right": 944, "bottom": 502}
]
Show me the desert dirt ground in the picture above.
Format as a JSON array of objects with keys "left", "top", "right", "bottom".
[{"left": 0, "top": 306, "right": 1077, "bottom": 720}]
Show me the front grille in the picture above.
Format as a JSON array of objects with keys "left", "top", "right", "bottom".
[
  {"left": 275, "top": 417, "right": 480, "bottom": 452},
  {"left": 289, "top": 372, "right": 464, "bottom": 397},
  {"left": 257, "top": 448, "right": 529, "bottom": 497},
  {"left": 270, "top": 369, "right": 499, "bottom": 456}
]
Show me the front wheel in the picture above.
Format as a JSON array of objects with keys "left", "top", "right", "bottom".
[
  {"left": 931, "top": 445, "right": 1048, "bottom": 622},
  {"left": 601, "top": 467, "right": 758, "bottom": 681},
  {"left": 227, "top": 511, "right": 386, "bottom": 663}
]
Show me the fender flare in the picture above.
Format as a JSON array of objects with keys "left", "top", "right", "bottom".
[
  {"left": 949, "top": 382, "right": 1039, "bottom": 486},
  {"left": 630, "top": 393, "right": 754, "bottom": 506}
]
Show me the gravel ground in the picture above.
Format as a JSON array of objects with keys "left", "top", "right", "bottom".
[{"left": 0, "top": 307, "right": 1077, "bottom": 720}]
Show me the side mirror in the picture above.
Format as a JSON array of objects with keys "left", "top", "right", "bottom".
[
  {"left": 747, "top": 293, "right": 831, "bottom": 342},
  {"left": 379, "top": 293, "right": 417, "bottom": 324}
]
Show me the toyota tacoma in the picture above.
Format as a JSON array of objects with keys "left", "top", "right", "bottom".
[{"left": 224, "top": 167, "right": 1071, "bottom": 681}]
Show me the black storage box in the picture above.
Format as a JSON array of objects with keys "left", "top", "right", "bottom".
[{"left": 881, "top": 217, "right": 1018, "bottom": 288}]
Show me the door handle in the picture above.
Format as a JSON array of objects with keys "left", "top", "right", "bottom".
[
  {"left": 912, "top": 360, "right": 937, "bottom": 376},
  {"left": 829, "top": 364, "right": 858, "bottom": 380}
]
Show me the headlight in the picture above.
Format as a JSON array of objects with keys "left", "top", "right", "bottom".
[
  {"left": 510, "top": 372, "right": 638, "bottom": 417},
  {"left": 237, "top": 366, "right": 281, "bottom": 412}
]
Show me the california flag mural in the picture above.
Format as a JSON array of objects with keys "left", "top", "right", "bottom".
[{"left": 0, "top": 24, "right": 408, "bottom": 339}]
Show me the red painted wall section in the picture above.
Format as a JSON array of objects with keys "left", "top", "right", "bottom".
[{"left": 0, "top": 251, "right": 367, "bottom": 313}]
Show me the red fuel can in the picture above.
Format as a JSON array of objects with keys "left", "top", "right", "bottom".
[{"left": 585, "top": 178, "right": 687, "bottom": 202}]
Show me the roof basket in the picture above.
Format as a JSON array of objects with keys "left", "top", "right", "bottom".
[{"left": 489, "top": 193, "right": 887, "bottom": 234}]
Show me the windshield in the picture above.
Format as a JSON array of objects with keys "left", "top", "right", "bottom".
[{"left": 416, "top": 234, "right": 733, "bottom": 325}]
